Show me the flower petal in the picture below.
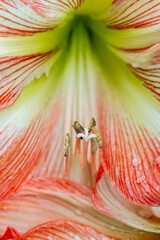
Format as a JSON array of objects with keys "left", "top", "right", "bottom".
[
  {"left": 92, "top": 175, "right": 160, "bottom": 233},
  {"left": 0, "top": 17, "right": 67, "bottom": 109},
  {"left": 106, "top": 0, "right": 160, "bottom": 29},
  {"left": 0, "top": 178, "right": 158, "bottom": 240},
  {"left": 32, "top": 28, "right": 98, "bottom": 188},
  {"left": 0, "top": 66, "right": 62, "bottom": 200},
  {"left": 79, "top": 0, "right": 114, "bottom": 16},
  {"left": 110, "top": 43, "right": 160, "bottom": 102},
  {"left": 0, "top": 51, "right": 59, "bottom": 109},
  {"left": 0, "top": 0, "right": 69, "bottom": 109},
  {"left": 0, "top": 26, "right": 67, "bottom": 57},
  {"left": 0, "top": 227, "right": 20, "bottom": 239},
  {"left": 14, "top": 220, "right": 116, "bottom": 240},
  {"left": 0, "top": 0, "right": 58, "bottom": 37},
  {"left": 99, "top": 95, "right": 160, "bottom": 206},
  {"left": 93, "top": 40, "right": 160, "bottom": 206},
  {"left": 98, "top": 0, "right": 160, "bottom": 49},
  {"left": 100, "top": 26, "right": 160, "bottom": 50},
  {"left": 28, "top": 0, "right": 82, "bottom": 19}
]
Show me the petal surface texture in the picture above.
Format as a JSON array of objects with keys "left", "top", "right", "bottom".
[
  {"left": 14, "top": 221, "right": 115, "bottom": 240},
  {"left": 0, "top": 178, "right": 159, "bottom": 240},
  {"left": 92, "top": 37, "right": 160, "bottom": 206},
  {"left": 0, "top": 0, "right": 53, "bottom": 37},
  {"left": 93, "top": 175, "right": 160, "bottom": 233},
  {"left": 0, "top": 227, "right": 20, "bottom": 239},
  {"left": 0, "top": 51, "right": 59, "bottom": 109},
  {"left": 28, "top": 0, "right": 82, "bottom": 18},
  {"left": 0, "top": 66, "right": 62, "bottom": 200},
  {"left": 105, "top": 0, "right": 160, "bottom": 29},
  {"left": 0, "top": 0, "right": 160, "bottom": 210},
  {"left": 0, "top": 0, "right": 71, "bottom": 109},
  {"left": 100, "top": 0, "right": 160, "bottom": 49}
]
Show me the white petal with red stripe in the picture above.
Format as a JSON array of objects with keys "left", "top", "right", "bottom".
[
  {"left": 99, "top": 0, "right": 160, "bottom": 50},
  {"left": 0, "top": 178, "right": 158, "bottom": 240},
  {"left": 92, "top": 175, "right": 160, "bottom": 233},
  {"left": 93, "top": 40, "right": 160, "bottom": 206},
  {"left": 28, "top": 0, "right": 83, "bottom": 19},
  {"left": 0, "top": 51, "right": 59, "bottom": 109},
  {"left": 105, "top": 0, "right": 160, "bottom": 29},
  {"left": 0, "top": 0, "right": 59, "bottom": 37},
  {"left": 0, "top": 67, "right": 62, "bottom": 200},
  {"left": 109, "top": 43, "right": 160, "bottom": 101},
  {"left": 13, "top": 220, "right": 114, "bottom": 240}
]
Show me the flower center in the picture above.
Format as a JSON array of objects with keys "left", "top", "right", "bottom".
[
  {"left": 64, "top": 118, "right": 103, "bottom": 178},
  {"left": 53, "top": 15, "right": 107, "bottom": 185}
]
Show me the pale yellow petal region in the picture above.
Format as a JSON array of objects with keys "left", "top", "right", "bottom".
[
  {"left": 79, "top": 0, "right": 114, "bottom": 16},
  {"left": 98, "top": 26, "right": 160, "bottom": 49},
  {"left": 0, "top": 25, "right": 68, "bottom": 57}
]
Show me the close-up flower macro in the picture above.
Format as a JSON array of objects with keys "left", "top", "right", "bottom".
[{"left": 0, "top": 0, "right": 160, "bottom": 239}]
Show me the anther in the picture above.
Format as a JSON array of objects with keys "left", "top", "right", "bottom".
[
  {"left": 64, "top": 118, "right": 103, "bottom": 174},
  {"left": 91, "top": 137, "right": 98, "bottom": 155},
  {"left": 72, "top": 121, "right": 85, "bottom": 135},
  {"left": 93, "top": 128, "right": 103, "bottom": 148},
  {"left": 64, "top": 133, "right": 71, "bottom": 157},
  {"left": 88, "top": 117, "right": 96, "bottom": 133}
]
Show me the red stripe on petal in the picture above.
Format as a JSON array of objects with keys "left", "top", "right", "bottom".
[
  {"left": 98, "top": 92, "right": 160, "bottom": 206},
  {"left": 0, "top": 227, "right": 20, "bottom": 239},
  {"left": 0, "top": 0, "right": 58, "bottom": 37},
  {"left": 0, "top": 178, "right": 154, "bottom": 239},
  {"left": 106, "top": 0, "right": 160, "bottom": 29},
  {"left": 92, "top": 43, "right": 160, "bottom": 206},
  {"left": 0, "top": 71, "right": 63, "bottom": 200},
  {"left": 15, "top": 220, "right": 116, "bottom": 240},
  {"left": 28, "top": 0, "right": 82, "bottom": 19},
  {"left": 92, "top": 175, "right": 160, "bottom": 233},
  {"left": 131, "top": 47, "right": 160, "bottom": 101},
  {"left": 116, "top": 43, "right": 160, "bottom": 100},
  {"left": 0, "top": 50, "right": 58, "bottom": 109},
  {"left": 115, "top": 44, "right": 160, "bottom": 101}
]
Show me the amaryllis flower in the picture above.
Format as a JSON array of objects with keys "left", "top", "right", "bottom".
[{"left": 0, "top": 0, "right": 160, "bottom": 239}]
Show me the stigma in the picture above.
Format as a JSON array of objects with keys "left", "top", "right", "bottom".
[
  {"left": 64, "top": 118, "right": 103, "bottom": 177},
  {"left": 77, "top": 128, "right": 97, "bottom": 142}
]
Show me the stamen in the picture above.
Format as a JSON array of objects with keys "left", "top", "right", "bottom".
[
  {"left": 91, "top": 137, "right": 98, "bottom": 155},
  {"left": 74, "top": 138, "right": 81, "bottom": 158},
  {"left": 64, "top": 156, "right": 70, "bottom": 178},
  {"left": 92, "top": 154, "right": 97, "bottom": 175},
  {"left": 85, "top": 128, "right": 88, "bottom": 136},
  {"left": 64, "top": 133, "right": 71, "bottom": 157},
  {"left": 87, "top": 134, "right": 97, "bottom": 141},
  {"left": 80, "top": 141, "right": 88, "bottom": 170},
  {"left": 64, "top": 118, "right": 103, "bottom": 176},
  {"left": 94, "top": 128, "right": 103, "bottom": 148},
  {"left": 88, "top": 117, "right": 96, "bottom": 133},
  {"left": 72, "top": 121, "right": 85, "bottom": 134}
]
